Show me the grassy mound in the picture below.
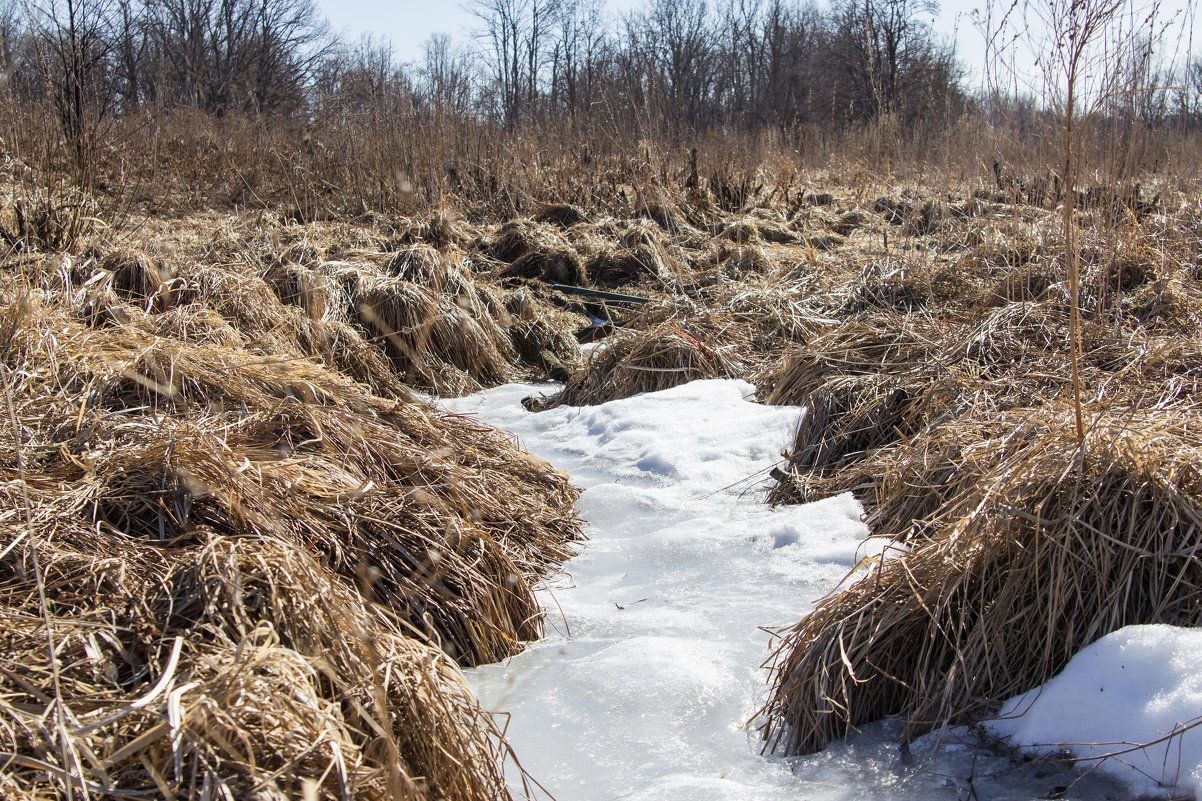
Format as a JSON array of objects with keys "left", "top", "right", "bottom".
[
  {"left": 0, "top": 269, "right": 583, "bottom": 799},
  {"left": 759, "top": 315, "right": 956, "bottom": 504},
  {"left": 524, "top": 322, "right": 739, "bottom": 410},
  {"left": 759, "top": 403, "right": 1202, "bottom": 756}
]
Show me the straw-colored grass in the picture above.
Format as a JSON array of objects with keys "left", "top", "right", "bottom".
[
  {"left": 0, "top": 525, "right": 524, "bottom": 800},
  {"left": 760, "top": 402, "right": 1202, "bottom": 756},
  {"left": 502, "top": 247, "right": 588, "bottom": 285},
  {"left": 586, "top": 242, "right": 678, "bottom": 288},
  {"left": 0, "top": 255, "right": 584, "bottom": 797},
  {"left": 352, "top": 272, "right": 516, "bottom": 396},
  {"left": 4, "top": 279, "right": 581, "bottom": 658},
  {"left": 6, "top": 158, "right": 1202, "bottom": 792},
  {"left": 759, "top": 315, "right": 958, "bottom": 503},
  {"left": 484, "top": 220, "right": 571, "bottom": 264},
  {"left": 504, "top": 287, "right": 586, "bottom": 381},
  {"left": 0, "top": 186, "right": 99, "bottom": 252},
  {"left": 524, "top": 321, "right": 739, "bottom": 410}
]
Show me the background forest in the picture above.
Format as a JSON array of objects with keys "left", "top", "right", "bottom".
[{"left": 2, "top": 0, "right": 1200, "bottom": 219}]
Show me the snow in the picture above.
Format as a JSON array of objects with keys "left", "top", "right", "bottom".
[
  {"left": 986, "top": 625, "right": 1202, "bottom": 798},
  {"left": 443, "top": 379, "right": 1171, "bottom": 801}
]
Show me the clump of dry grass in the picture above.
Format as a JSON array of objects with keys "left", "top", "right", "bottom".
[
  {"left": 0, "top": 526, "right": 523, "bottom": 800},
  {"left": 760, "top": 401, "right": 1202, "bottom": 757},
  {"left": 637, "top": 200, "right": 698, "bottom": 234},
  {"left": 716, "top": 243, "right": 772, "bottom": 277},
  {"left": 504, "top": 286, "right": 586, "bottom": 381},
  {"left": 484, "top": 219, "right": 571, "bottom": 263},
  {"left": 95, "top": 246, "right": 171, "bottom": 307},
  {"left": 125, "top": 215, "right": 585, "bottom": 396},
  {"left": 561, "top": 220, "right": 680, "bottom": 288},
  {"left": 3, "top": 281, "right": 581, "bottom": 659},
  {"left": 758, "top": 313, "right": 945, "bottom": 406},
  {"left": 263, "top": 259, "right": 348, "bottom": 320},
  {"left": 858, "top": 373, "right": 1074, "bottom": 543},
  {"left": 873, "top": 195, "right": 912, "bottom": 225},
  {"left": 354, "top": 271, "right": 515, "bottom": 395},
  {"left": 587, "top": 243, "right": 677, "bottom": 288},
  {"left": 1121, "top": 273, "right": 1202, "bottom": 335},
  {"left": 393, "top": 209, "right": 478, "bottom": 250},
  {"left": 759, "top": 314, "right": 973, "bottom": 505},
  {"left": 0, "top": 265, "right": 584, "bottom": 798},
  {"left": 983, "top": 257, "right": 1061, "bottom": 304},
  {"left": 502, "top": 247, "right": 587, "bottom": 285},
  {"left": 386, "top": 243, "right": 462, "bottom": 286},
  {"left": 148, "top": 301, "right": 245, "bottom": 346},
  {"left": 830, "top": 209, "right": 871, "bottom": 236},
  {"left": 957, "top": 300, "right": 1123, "bottom": 376},
  {"left": 0, "top": 185, "right": 98, "bottom": 252},
  {"left": 766, "top": 373, "right": 919, "bottom": 505},
  {"left": 524, "top": 321, "right": 738, "bottom": 410},
  {"left": 840, "top": 260, "right": 941, "bottom": 313},
  {"left": 534, "top": 203, "right": 589, "bottom": 228},
  {"left": 524, "top": 282, "right": 831, "bottom": 412},
  {"left": 718, "top": 216, "right": 798, "bottom": 245},
  {"left": 711, "top": 282, "right": 834, "bottom": 348},
  {"left": 901, "top": 197, "right": 949, "bottom": 237}
]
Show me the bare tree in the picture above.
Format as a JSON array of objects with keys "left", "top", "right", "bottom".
[
  {"left": 548, "top": 0, "right": 606, "bottom": 120},
  {"left": 627, "top": 0, "right": 716, "bottom": 134},
  {"left": 468, "top": 0, "right": 563, "bottom": 127},
  {"left": 824, "top": 0, "right": 958, "bottom": 123},
  {"left": 420, "top": 32, "right": 477, "bottom": 116},
  {"left": 141, "top": 0, "right": 328, "bottom": 114},
  {"left": 110, "top": 0, "right": 136, "bottom": 108},
  {"left": 24, "top": 0, "right": 119, "bottom": 174}
]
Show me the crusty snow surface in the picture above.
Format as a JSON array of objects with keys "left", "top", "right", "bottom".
[{"left": 445, "top": 379, "right": 1194, "bottom": 801}]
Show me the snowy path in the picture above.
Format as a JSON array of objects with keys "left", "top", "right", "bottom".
[{"left": 443, "top": 380, "right": 1131, "bottom": 801}]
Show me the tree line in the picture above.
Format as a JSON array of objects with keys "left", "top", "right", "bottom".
[
  {"left": 0, "top": 0, "right": 972, "bottom": 138},
  {"left": 1, "top": 0, "right": 1198, "bottom": 180}
]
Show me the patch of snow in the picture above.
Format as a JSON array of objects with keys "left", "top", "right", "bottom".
[
  {"left": 444, "top": 380, "right": 1141, "bottom": 801},
  {"left": 986, "top": 624, "right": 1202, "bottom": 798},
  {"left": 580, "top": 338, "right": 608, "bottom": 356}
]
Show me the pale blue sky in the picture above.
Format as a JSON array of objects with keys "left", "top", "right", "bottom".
[
  {"left": 315, "top": 0, "right": 1199, "bottom": 91},
  {"left": 316, "top": 0, "right": 974, "bottom": 63}
]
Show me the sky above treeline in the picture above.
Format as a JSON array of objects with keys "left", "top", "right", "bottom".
[{"left": 315, "top": 0, "right": 1199, "bottom": 92}]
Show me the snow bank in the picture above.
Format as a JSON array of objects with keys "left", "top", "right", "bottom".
[{"left": 987, "top": 624, "right": 1202, "bottom": 798}]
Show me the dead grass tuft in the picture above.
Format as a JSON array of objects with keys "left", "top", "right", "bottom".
[
  {"left": 761, "top": 403, "right": 1202, "bottom": 757},
  {"left": 0, "top": 186, "right": 98, "bottom": 252},
  {"left": 524, "top": 322, "right": 738, "bottom": 410},
  {"left": 0, "top": 263, "right": 583, "bottom": 797}
]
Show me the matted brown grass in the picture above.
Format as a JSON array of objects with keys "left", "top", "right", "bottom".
[
  {"left": 759, "top": 315, "right": 960, "bottom": 504},
  {"left": 0, "top": 265, "right": 583, "bottom": 798},
  {"left": 524, "top": 321, "right": 740, "bottom": 410},
  {"left": 759, "top": 402, "right": 1202, "bottom": 756}
]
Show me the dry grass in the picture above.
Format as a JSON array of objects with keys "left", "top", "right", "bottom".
[
  {"left": 0, "top": 525, "right": 525, "bottom": 800},
  {"left": 5, "top": 133, "right": 1202, "bottom": 790},
  {"left": 760, "top": 402, "right": 1202, "bottom": 756},
  {"left": 743, "top": 178, "right": 1202, "bottom": 762},
  {"left": 0, "top": 261, "right": 583, "bottom": 798},
  {"left": 758, "top": 315, "right": 959, "bottom": 503},
  {"left": 524, "top": 320, "right": 740, "bottom": 410},
  {"left": 0, "top": 185, "right": 99, "bottom": 252}
]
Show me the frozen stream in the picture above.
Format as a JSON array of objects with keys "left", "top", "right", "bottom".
[{"left": 444, "top": 380, "right": 1131, "bottom": 801}]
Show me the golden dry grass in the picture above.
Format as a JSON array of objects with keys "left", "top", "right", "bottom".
[
  {"left": 0, "top": 257, "right": 583, "bottom": 798},
  {"left": 4, "top": 153, "right": 1202, "bottom": 791},
  {"left": 760, "top": 403, "right": 1202, "bottom": 756}
]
